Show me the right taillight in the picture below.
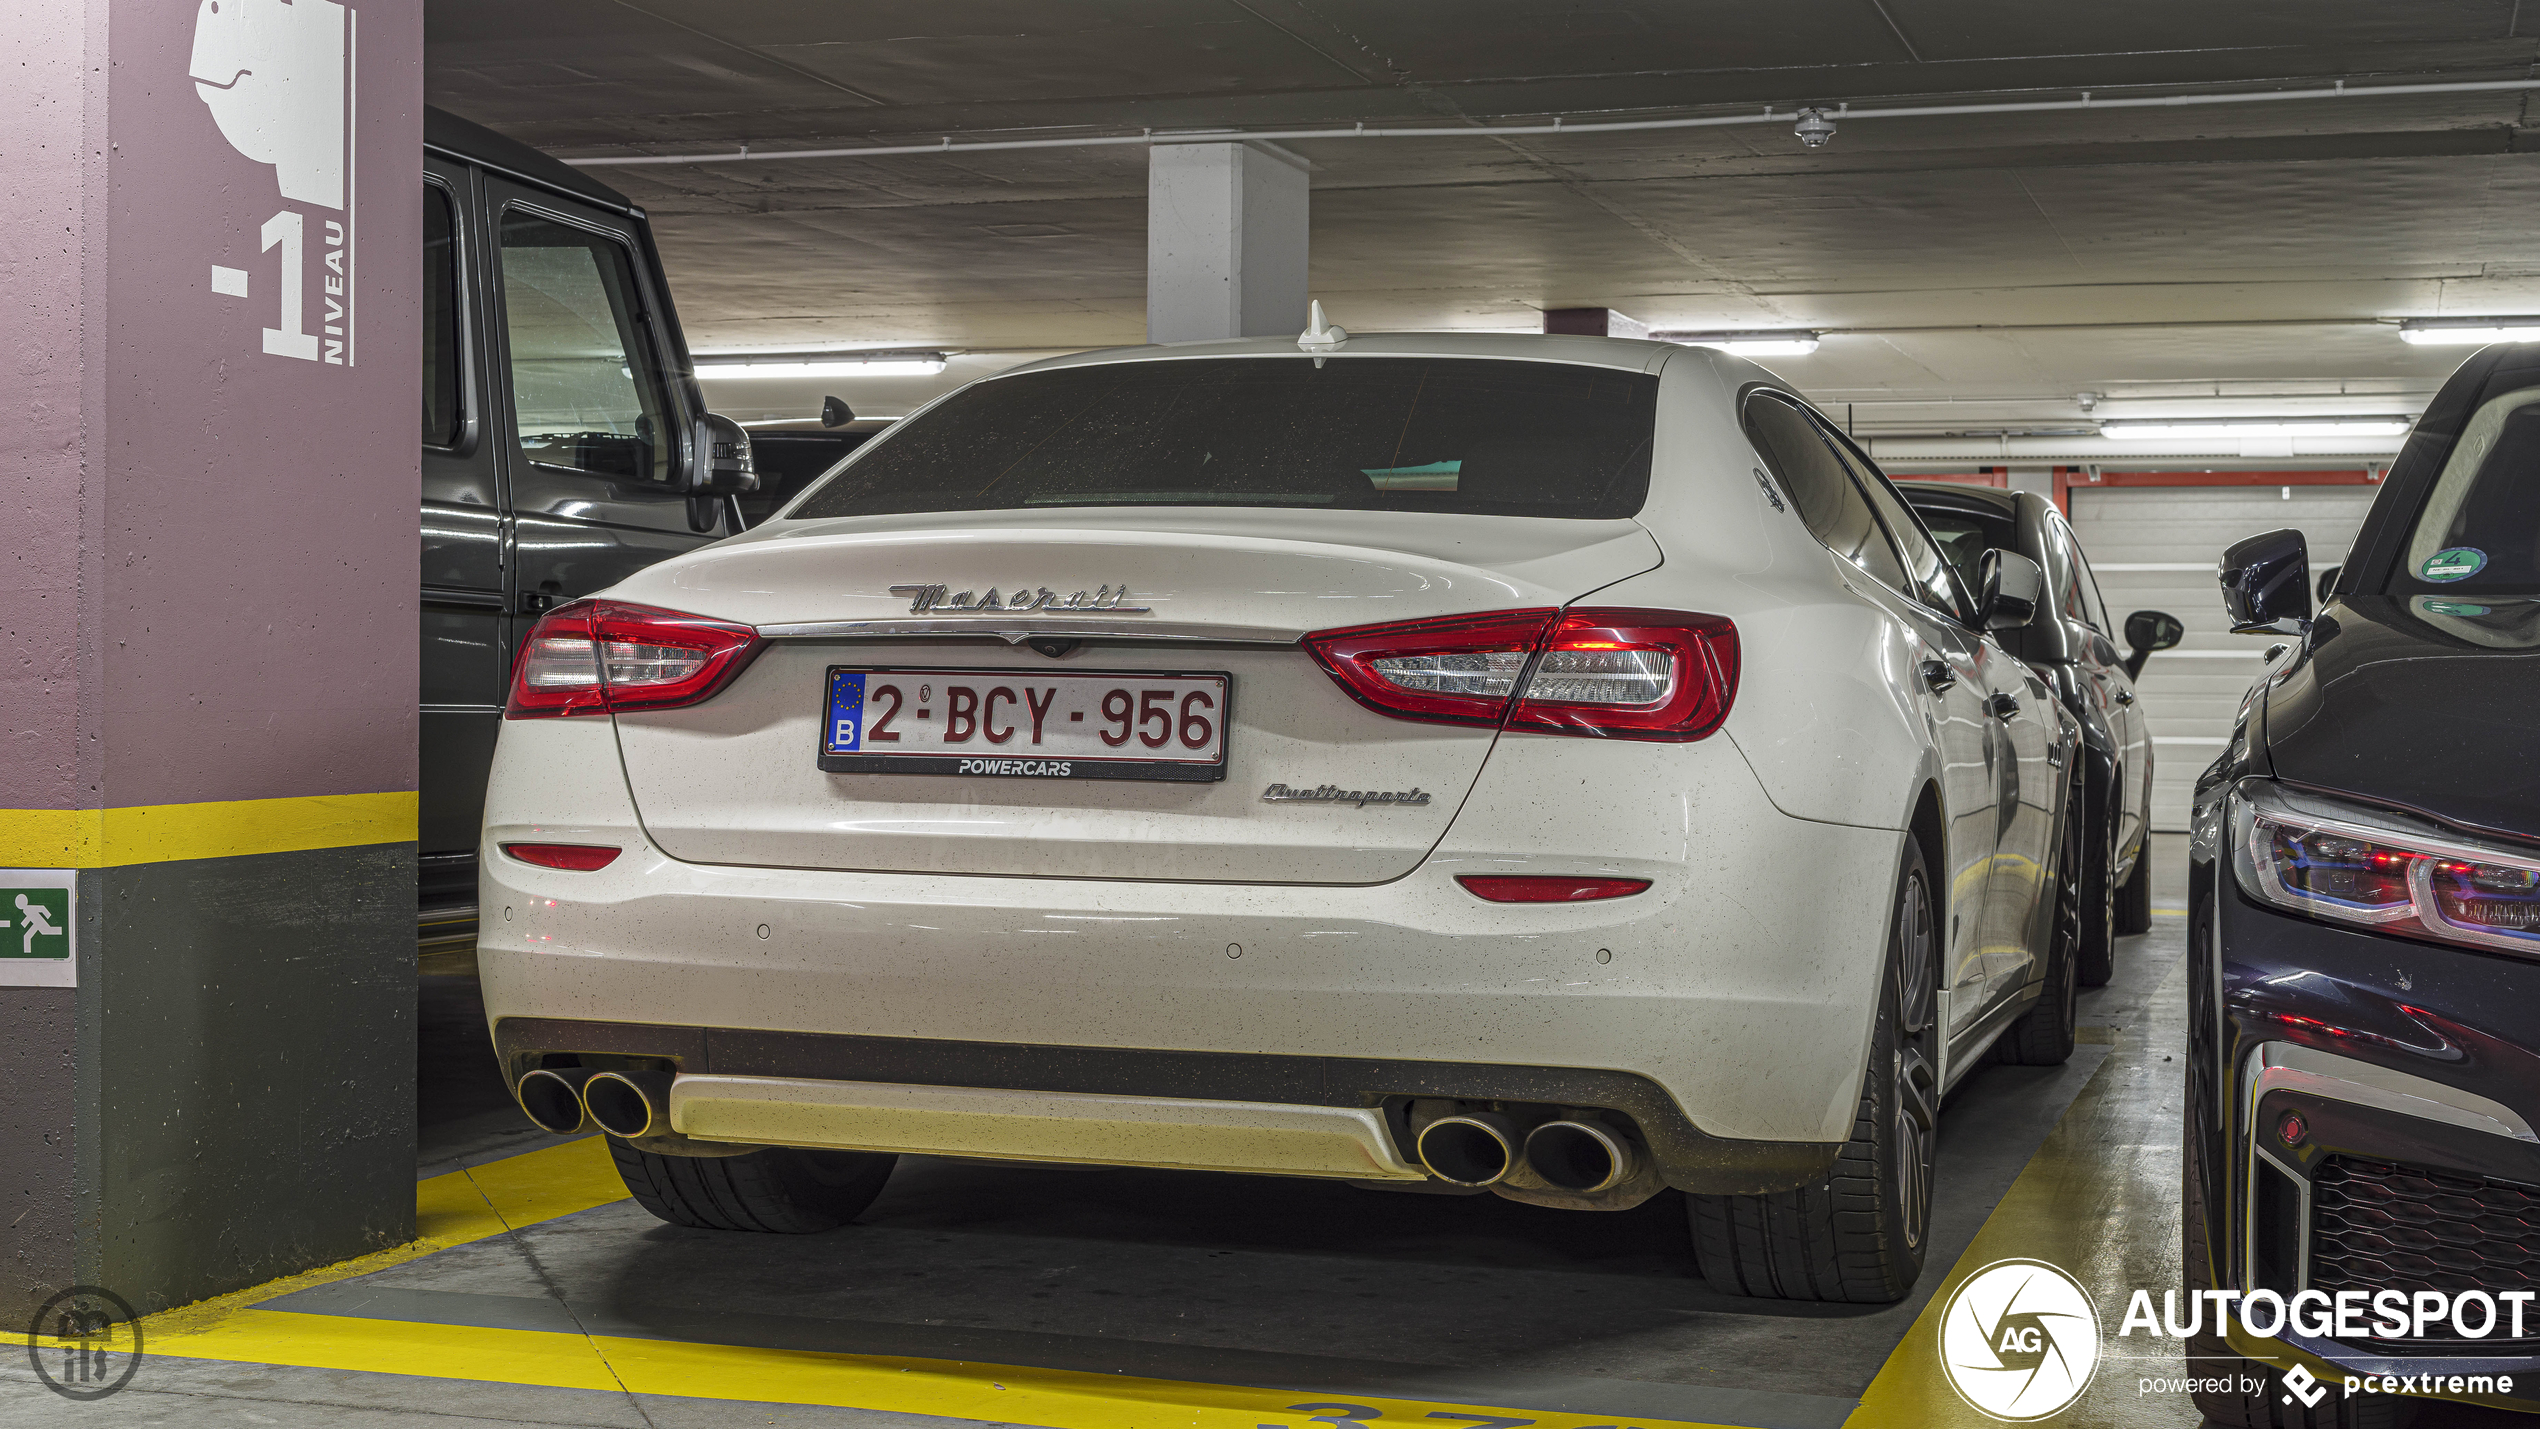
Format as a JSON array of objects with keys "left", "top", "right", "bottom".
[{"left": 1304, "top": 606, "right": 1738, "bottom": 741}]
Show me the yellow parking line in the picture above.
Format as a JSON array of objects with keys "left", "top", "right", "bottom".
[{"left": 52, "top": 1133, "right": 1753, "bottom": 1428}]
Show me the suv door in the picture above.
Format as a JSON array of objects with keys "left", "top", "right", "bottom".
[
  {"left": 420, "top": 159, "right": 504, "bottom": 933},
  {"left": 480, "top": 177, "right": 725, "bottom": 656}
]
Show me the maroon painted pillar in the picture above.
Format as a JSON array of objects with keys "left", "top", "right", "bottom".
[{"left": 0, "top": 0, "right": 421, "bottom": 1321}]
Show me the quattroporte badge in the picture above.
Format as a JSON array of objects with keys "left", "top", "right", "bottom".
[{"left": 1262, "top": 783, "right": 1430, "bottom": 808}]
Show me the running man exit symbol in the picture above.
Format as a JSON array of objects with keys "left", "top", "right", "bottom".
[
  {"left": 0, "top": 873, "right": 76, "bottom": 986},
  {"left": 2, "top": 889, "right": 68, "bottom": 958}
]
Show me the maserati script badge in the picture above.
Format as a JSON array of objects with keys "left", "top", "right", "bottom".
[
  {"left": 1263, "top": 783, "right": 1431, "bottom": 808},
  {"left": 890, "top": 584, "right": 1151, "bottom": 615}
]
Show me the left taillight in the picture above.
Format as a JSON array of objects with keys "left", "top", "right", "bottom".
[
  {"left": 1304, "top": 606, "right": 1738, "bottom": 742},
  {"left": 504, "top": 600, "right": 765, "bottom": 719}
]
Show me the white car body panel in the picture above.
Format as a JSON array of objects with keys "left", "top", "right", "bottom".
[{"left": 477, "top": 331, "right": 2068, "bottom": 1193}]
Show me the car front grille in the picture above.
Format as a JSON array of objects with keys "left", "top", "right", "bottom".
[{"left": 2308, "top": 1153, "right": 2540, "bottom": 1351}]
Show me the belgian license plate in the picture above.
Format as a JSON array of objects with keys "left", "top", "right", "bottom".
[{"left": 819, "top": 668, "right": 1230, "bottom": 782}]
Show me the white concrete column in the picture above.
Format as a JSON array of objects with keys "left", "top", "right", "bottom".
[{"left": 1146, "top": 141, "right": 1310, "bottom": 343}]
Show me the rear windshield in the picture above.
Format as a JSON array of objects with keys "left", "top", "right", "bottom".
[
  {"left": 2397, "top": 383, "right": 2540, "bottom": 593},
  {"left": 788, "top": 357, "right": 1659, "bottom": 521}
]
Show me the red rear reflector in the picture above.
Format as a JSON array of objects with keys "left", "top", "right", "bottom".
[
  {"left": 1303, "top": 607, "right": 1736, "bottom": 740},
  {"left": 503, "top": 843, "right": 622, "bottom": 871},
  {"left": 506, "top": 600, "right": 765, "bottom": 719},
  {"left": 1457, "top": 875, "right": 1651, "bottom": 903}
]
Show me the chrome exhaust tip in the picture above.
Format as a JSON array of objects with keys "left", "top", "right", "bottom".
[
  {"left": 1416, "top": 1112, "right": 1519, "bottom": 1187},
  {"left": 582, "top": 1069, "right": 675, "bottom": 1139},
  {"left": 516, "top": 1067, "right": 599, "bottom": 1135},
  {"left": 1524, "top": 1119, "right": 1635, "bottom": 1195}
]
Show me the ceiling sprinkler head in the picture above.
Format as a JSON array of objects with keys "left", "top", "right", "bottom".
[
  {"left": 1793, "top": 108, "right": 1837, "bottom": 148},
  {"left": 2074, "top": 391, "right": 2103, "bottom": 413}
]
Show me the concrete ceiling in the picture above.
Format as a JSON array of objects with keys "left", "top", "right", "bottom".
[{"left": 426, "top": 1, "right": 2540, "bottom": 444}]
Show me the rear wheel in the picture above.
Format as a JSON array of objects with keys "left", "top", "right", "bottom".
[
  {"left": 1998, "top": 778, "right": 2081, "bottom": 1067},
  {"left": 2076, "top": 808, "right": 2117, "bottom": 988},
  {"left": 2115, "top": 844, "right": 2155, "bottom": 936},
  {"left": 610, "top": 1140, "right": 897, "bottom": 1233},
  {"left": 1688, "top": 839, "right": 1936, "bottom": 1303}
]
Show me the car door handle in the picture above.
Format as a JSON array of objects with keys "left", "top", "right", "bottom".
[
  {"left": 1918, "top": 660, "right": 1957, "bottom": 694},
  {"left": 2114, "top": 688, "right": 2136, "bottom": 706},
  {"left": 1987, "top": 692, "right": 2020, "bottom": 721}
]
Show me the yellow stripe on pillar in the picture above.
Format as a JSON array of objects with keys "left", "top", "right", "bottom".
[{"left": 0, "top": 791, "right": 418, "bottom": 868}]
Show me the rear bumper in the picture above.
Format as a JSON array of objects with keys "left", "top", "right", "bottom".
[
  {"left": 477, "top": 702, "right": 1904, "bottom": 1183},
  {"left": 487, "top": 1017, "right": 1840, "bottom": 1193}
]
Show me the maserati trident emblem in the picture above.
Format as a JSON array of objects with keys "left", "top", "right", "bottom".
[{"left": 890, "top": 584, "right": 1152, "bottom": 615}]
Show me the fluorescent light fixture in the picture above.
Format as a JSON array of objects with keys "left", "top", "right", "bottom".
[
  {"left": 2099, "top": 418, "right": 2410, "bottom": 440},
  {"left": 1660, "top": 330, "right": 1821, "bottom": 357},
  {"left": 2399, "top": 318, "right": 2540, "bottom": 345},
  {"left": 695, "top": 351, "right": 947, "bottom": 378}
]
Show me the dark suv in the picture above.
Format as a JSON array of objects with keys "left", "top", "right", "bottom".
[
  {"left": 1898, "top": 483, "right": 2181, "bottom": 986},
  {"left": 421, "top": 108, "right": 754, "bottom": 950},
  {"left": 2183, "top": 342, "right": 2540, "bottom": 1426}
]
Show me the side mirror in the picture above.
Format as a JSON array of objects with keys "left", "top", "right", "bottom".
[
  {"left": 2220, "top": 527, "right": 2310, "bottom": 635},
  {"left": 1978, "top": 548, "right": 2044, "bottom": 630},
  {"left": 2315, "top": 564, "right": 2342, "bottom": 603},
  {"left": 684, "top": 412, "right": 761, "bottom": 495},
  {"left": 2121, "top": 609, "right": 2184, "bottom": 679}
]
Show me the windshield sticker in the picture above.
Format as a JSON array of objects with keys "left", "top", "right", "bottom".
[{"left": 2422, "top": 547, "right": 2488, "bottom": 581}]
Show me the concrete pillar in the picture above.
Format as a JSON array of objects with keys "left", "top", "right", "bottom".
[
  {"left": 1146, "top": 141, "right": 1310, "bottom": 343},
  {"left": 1542, "top": 308, "right": 1648, "bottom": 339},
  {"left": 1, "top": 0, "right": 420, "bottom": 1322}
]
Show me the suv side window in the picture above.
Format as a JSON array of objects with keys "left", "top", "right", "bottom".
[
  {"left": 496, "top": 208, "right": 676, "bottom": 484},
  {"left": 423, "top": 184, "right": 461, "bottom": 448},
  {"left": 1824, "top": 422, "right": 1973, "bottom": 624},
  {"left": 2056, "top": 517, "right": 2114, "bottom": 632},
  {"left": 1743, "top": 391, "right": 1912, "bottom": 592}
]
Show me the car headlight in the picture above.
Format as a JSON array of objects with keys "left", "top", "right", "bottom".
[{"left": 2233, "top": 780, "right": 2540, "bottom": 954}]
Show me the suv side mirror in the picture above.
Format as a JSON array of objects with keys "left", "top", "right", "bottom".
[
  {"left": 2220, "top": 527, "right": 2310, "bottom": 635},
  {"left": 2121, "top": 609, "right": 2184, "bottom": 679},
  {"left": 684, "top": 412, "right": 761, "bottom": 496},
  {"left": 1978, "top": 548, "right": 2044, "bottom": 630}
]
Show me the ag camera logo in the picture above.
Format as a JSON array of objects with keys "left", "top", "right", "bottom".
[{"left": 1939, "top": 1258, "right": 2102, "bottom": 1421}]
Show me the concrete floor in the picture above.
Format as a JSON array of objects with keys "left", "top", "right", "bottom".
[{"left": 3, "top": 838, "right": 2268, "bottom": 1428}]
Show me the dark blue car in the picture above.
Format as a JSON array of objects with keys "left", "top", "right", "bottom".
[{"left": 2185, "top": 341, "right": 2540, "bottom": 1427}]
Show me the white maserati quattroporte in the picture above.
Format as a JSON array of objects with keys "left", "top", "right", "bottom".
[{"left": 480, "top": 327, "right": 2083, "bottom": 1302}]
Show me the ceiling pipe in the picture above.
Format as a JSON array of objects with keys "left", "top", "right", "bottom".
[{"left": 565, "top": 76, "right": 2540, "bottom": 168}]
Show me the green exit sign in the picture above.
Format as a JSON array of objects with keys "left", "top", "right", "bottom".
[{"left": 0, "top": 871, "right": 75, "bottom": 986}]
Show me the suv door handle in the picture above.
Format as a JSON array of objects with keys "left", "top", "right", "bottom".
[
  {"left": 1918, "top": 660, "right": 1957, "bottom": 694},
  {"left": 1987, "top": 692, "right": 2021, "bottom": 721}
]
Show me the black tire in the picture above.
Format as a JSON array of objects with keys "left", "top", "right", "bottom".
[
  {"left": 2183, "top": 1123, "right": 2415, "bottom": 1429},
  {"left": 1998, "top": 777, "right": 2081, "bottom": 1067},
  {"left": 2076, "top": 810, "right": 2117, "bottom": 988},
  {"left": 2115, "top": 843, "right": 2155, "bottom": 936},
  {"left": 610, "top": 1140, "right": 897, "bottom": 1233},
  {"left": 1688, "top": 839, "right": 1936, "bottom": 1303}
]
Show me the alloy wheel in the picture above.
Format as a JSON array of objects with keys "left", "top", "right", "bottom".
[{"left": 1893, "top": 871, "right": 1939, "bottom": 1252}]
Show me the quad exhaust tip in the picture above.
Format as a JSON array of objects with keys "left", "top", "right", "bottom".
[
  {"left": 516, "top": 1067, "right": 599, "bottom": 1135},
  {"left": 581, "top": 1069, "right": 675, "bottom": 1139},
  {"left": 1416, "top": 1112, "right": 1519, "bottom": 1186},
  {"left": 1524, "top": 1119, "right": 1635, "bottom": 1194}
]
